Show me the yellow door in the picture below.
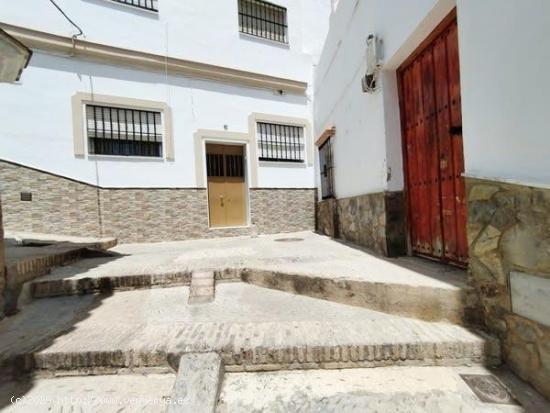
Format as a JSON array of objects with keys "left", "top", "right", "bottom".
[{"left": 206, "top": 144, "right": 247, "bottom": 228}]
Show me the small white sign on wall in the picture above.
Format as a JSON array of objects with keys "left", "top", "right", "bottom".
[{"left": 510, "top": 271, "right": 550, "bottom": 327}]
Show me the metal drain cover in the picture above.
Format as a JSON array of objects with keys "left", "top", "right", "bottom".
[
  {"left": 274, "top": 237, "right": 304, "bottom": 242},
  {"left": 460, "top": 374, "right": 519, "bottom": 405}
]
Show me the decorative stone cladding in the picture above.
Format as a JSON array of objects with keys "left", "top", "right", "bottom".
[
  {"left": 316, "top": 198, "right": 338, "bottom": 239},
  {"left": 100, "top": 189, "right": 209, "bottom": 243},
  {"left": 466, "top": 177, "right": 550, "bottom": 399},
  {"left": 250, "top": 188, "right": 316, "bottom": 234},
  {"left": 0, "top": 196, "right": 5, "bottom": 319},
  {"left": 316, "top": 191, "right": 406, "bottom": 257},
  {"left": 0, "top": 161, "right": 316, "bottom": 243}
]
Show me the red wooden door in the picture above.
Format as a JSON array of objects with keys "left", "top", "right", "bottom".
[{"left": 398, "top": 13, "right": 468, "bottom": 266}]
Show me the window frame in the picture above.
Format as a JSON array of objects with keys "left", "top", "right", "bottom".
[
  {"left": 85, "top": 104, "right": 164, "bottom": 159},
  {"left": 238, "top": 0, "right": 289, "bottom": 44},
  {"left": 248, "top": 113, "right": 312, "bottom": 167},
  {"left": 72, "top": 93, "right": 174, "bottom": 160},
  {"left": 256, "top": 121, "right": 305, "bottom": 163}
]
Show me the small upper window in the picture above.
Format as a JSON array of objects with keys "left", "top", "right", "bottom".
[
  {"left": 257, "top": 122, "right": 304, "bottom": 162},
  {"left": 109, "top": 0, "right": 158, "bottom": 12},
  {"left": 238, "top": 0, "right": 288, "bottom": 44},
  {"left": 86, "top": 104, "right": 163, "bottom": 158}
]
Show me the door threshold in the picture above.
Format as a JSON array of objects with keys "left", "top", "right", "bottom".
[
  {"left": 208, "top": 225, "right": 251, "bottom": 230},
  {"left": 413, "top": 253, "right": 468, "bottom": 270}
]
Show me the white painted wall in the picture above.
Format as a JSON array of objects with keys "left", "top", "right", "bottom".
[
  {"left": 0, "top": 0, "right": 330, "bottom": 83},
  {"left": 313, "top": 0, "right": 445, "bottom": 199},
  {"left": 315, "top": 0, "right": 550, "bottom": 200},
  {"left": 0, "top": 52, "right": 314, "bottom": 188},
  {"left": 0, "top": 0, "right": 332, "bottom": 189},
  {"left": 457, "top": 0, "right": 550, "bottom": 187}
]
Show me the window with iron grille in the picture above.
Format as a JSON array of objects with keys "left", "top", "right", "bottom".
[
  {"left": 109, "top": 0, "right": 158, "bottom": 12},
  {"left": 207, "top": 153, "right": 244, "bottom": 177},
  {"left": 257, "top": 122, "right": 304, "bottom": 162},
  {"left": 86, "top": 104, "right": 163, "bottom": 157},
  {"left": 319, "top": 137, "right": 335, "bottom": 199},
  {"left": 238, "top": 0, "right": 288, "bottom": 44}
]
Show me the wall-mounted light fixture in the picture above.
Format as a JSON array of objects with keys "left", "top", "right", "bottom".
[{"left": 0, "top": 28, "right": 32, "bottom": 83}]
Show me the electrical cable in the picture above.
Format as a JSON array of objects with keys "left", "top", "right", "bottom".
[{"left": 47, "top": 0, "right": 84, "bottom": 38}]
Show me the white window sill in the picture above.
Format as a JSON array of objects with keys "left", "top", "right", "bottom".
[
  {"left": 88, "top": 154, "right": 165, "bottom": 162},
  {"left": 239, "top": 32, "right": 290, "bottom": 49},
  {"left": 259, "top": 160, "right": 306, "bottom": 168}
]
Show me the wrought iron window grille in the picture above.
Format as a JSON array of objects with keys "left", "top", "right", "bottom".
[
  {"left": 257, "top": 122, "right": 304, "bottom": 162},
  {"left": 238, "top": 0, "right": 288, "bottom": 44},
  {"left": 109, "top": 0, "right": 158, "bottom": 12},
  {"left": 86, "top": 104, "right": 163, "bottom": 158}
]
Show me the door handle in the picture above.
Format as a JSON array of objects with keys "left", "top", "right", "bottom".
[{"left": 220, "top": 195, "right": 224, "bottom": 207}]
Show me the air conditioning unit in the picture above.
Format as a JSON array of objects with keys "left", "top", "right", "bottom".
[{"left": 361, "top": 34, "right": 383, "bottom": 93}]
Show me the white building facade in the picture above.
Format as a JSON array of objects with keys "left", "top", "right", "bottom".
[
  {"left": 0, "top": 0, "right": 331, "bottom": 242},
  {"left": 1, "top": 0, "right": 550, "bottom": 400},
  {"left": 314, "top": 0, "right": 550, "bottom": 399}
]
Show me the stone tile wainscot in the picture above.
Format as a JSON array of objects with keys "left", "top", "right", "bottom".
[{"left": 0, "top": 160, "right": 315, "bottom": 243}]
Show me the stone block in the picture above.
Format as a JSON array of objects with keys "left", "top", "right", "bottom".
[
  {"left": 473, "top": 225, "right": 500, "bottom": 256},
  {"left": 510, "top": 271, "right": 550, "bottom": 327},
  {"left": 469, "top": 184, "right": 499, "bottom": 201},
  {"left": 166, "top": 353, "right": 224, "bottom": 413}
]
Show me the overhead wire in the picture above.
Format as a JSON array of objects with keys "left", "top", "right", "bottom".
[{"left": 47, "top": 0, "right": 84, "bottom": 54}]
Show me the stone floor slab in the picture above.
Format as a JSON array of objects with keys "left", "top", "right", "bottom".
[
  {"left": 218, "top": 365, "right": 549, "bottom": 413},
  {"left": 0, "top": 373, "right": 174, "bottom": 412}
]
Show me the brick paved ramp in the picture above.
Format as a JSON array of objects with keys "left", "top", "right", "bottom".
[{"left": 0, "top": 283, "right": 498, "bottom": 374}]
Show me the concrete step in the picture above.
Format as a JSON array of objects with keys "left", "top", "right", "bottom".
[
  {"left": 241, "top": 268, "right": 472, "bottom": 324},
  {"left": 4, "top": 235, "right": 118, "bottom": 315},
  {"left": 2, "top": 285, "right": 500, "bottom": 374},
  {"left": 29, "top": 271, "right": 191, "bottom": 298},
  {"left": 27, "top": 266, "right": 470, "bottom": 324},
  {"left": 188, "top": 271, "right": 215, "bottom": 304},
  {"left": 21, "top": 232, "right": 474, "bottom": 324},
  {"left": 25, "top": 319, "right": 500, "bottom": 373}
]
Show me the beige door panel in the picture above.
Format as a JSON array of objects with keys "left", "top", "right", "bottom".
[{"left": 206, "top": 144, "right": 247, "bottom": 228}]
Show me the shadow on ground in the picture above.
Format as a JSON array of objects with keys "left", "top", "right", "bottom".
[{"left": 0, "top": 291, "right": 111, "bottom": 410}]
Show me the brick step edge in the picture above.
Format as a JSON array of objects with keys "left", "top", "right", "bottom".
[
  {"left": 30, "top": 272, "right": 192, "bottom": 298},
  {"left": 10, "top": 335, "right": 500, "bottom": 374}
]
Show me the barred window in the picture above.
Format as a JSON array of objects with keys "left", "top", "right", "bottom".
[
  {"left": 109, "top": 0, "right": 158, "bottom": 12},
  {"left": 207, "top": 153, "right": 244, "bottom": 177},
  {"left": 238, "top": 0, "right": 288, "bottom": 44},
  {"left": 86, "top": 104, "right": 163, "bottom": 158},
  {"left": 257, "top": 122, "right": 304, "bottom": 162},
  {"left": 319, "top": 137, "right": 335, "bottom": 199}
]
